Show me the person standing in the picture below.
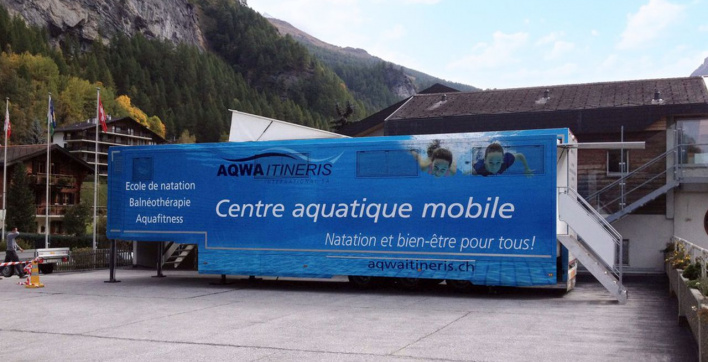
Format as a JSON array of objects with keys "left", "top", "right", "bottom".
[{"left": 4, "top": 227, "right": 25, "bottom": 277}]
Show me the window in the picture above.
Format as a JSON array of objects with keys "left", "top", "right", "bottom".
[
  {"left": 35, "top": 161, "right": 46, "bottom": 174},
  {"left": 607, "top": 150, "right": 629, "bottom": 176},
  {"left": 357, "top": 150, "right": 418, "bottom": 177},
  {"left": 678, "top": 118, "right": 708, "bottom": 165}
]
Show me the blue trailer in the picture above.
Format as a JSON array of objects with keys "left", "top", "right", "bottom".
[{"left": 107, "top": 128, "right": 625, "bottom": 298}]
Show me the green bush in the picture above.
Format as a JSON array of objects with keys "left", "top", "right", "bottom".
[
  {"left": 688, "top": 277, "right": 708, "bottom": 297},
  {"left": 0, "top": 238, "right": 33, "bottom": 250},
  {"left": 683, "top": 261, "right": 703, "bottom": 280},
  {"left": 2, "top": 232, "right": 111, "bottom": 250}
]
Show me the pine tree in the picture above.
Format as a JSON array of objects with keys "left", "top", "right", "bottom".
[
  {"left": 6, "top": 163, "right": 36, "bottom": 233},
  {"left": 62, "top": 202, "right": 90, "bottom": 236},
  {"left": 23, "top": 119, "right": 46, "bottom": 145}
]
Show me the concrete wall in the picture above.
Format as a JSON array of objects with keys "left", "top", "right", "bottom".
[
  {"left": 612, "top": 188, "right": 708, "bottom": 271},
  {"left": 612, "top": 214, "right": 673, "bottom": 272},
  {"left": 673, "top": 191, "right": 708, "bottom": 247}
]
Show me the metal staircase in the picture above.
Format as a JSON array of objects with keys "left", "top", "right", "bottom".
[
  {"left": 162, "top": 242, "right": 195, "bottom": 268},
  {"left": 558, "top": 187, "right": 628, "bottom": 304},
  {"left": 586, "top": 147, "right": 680, "bottom": 223}
]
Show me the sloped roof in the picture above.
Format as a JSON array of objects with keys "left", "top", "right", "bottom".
[
  {"left": 0, "top": 144, "right": 93, "bottom": 171},
  {"left": 55, "top": 116, "right": 167, "bottom": 142},
  {"left": 388, "top": 77, "right": 708, "bottom": 119},
  {"left": 418, "top": 83, "right": 460, "bottom": 95},
  {"left": 385, "top": 77, "right": 708, "bottom": 136},
  {"left": 337, "top": 83, "right": 462, "bottom": 137}
]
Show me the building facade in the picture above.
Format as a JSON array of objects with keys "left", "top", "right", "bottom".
[
  {"left": 0, "top": 144, "right": 93, "bottom": 234},
  {"left": 53, "top": 117, "right": 167, "bottom": 177},
  {"left": 340, "top": 77, "right": 708, "bottom": 272}
]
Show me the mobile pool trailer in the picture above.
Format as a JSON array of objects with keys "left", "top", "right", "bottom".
[{"left": 107, "top": 128, "right": 627, "bottom": 303}]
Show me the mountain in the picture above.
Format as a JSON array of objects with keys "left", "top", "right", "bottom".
[
  {"left": 0, "top": 0, "right": 365, "bottom": 141},
  {"left": 692, "top": 57, "right": 708, "bottom": 76},
  {"left": 267, "top": 17, "right": 374, "bottom": 64},
  {"left": 266, "top": 16, "right": 479, "bottom": 111},
  {"left": 0, "top": 0, "right": 477, "bottom": 143},
  {"left": 0, "top": 0, "right": 205, "bottom": 49}
]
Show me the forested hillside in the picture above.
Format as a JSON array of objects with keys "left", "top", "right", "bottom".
[
  {"left": 267, "top": 16, "right": 478, "bottom": 112},
  {"left": 0, "top": 0, "right": 474, "bottom": 143},
  {"left": 0, "top": 1, "right": 367, "bottom": 142}
]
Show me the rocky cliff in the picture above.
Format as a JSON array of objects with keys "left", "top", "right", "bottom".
[
  {"left": 0, "top": 0, "right": 205, "bottom": 49},
  {"left": 692, "top": 57, "right": 708, "bottom": 77}
]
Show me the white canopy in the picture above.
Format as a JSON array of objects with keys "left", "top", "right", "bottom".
[{"left": 228, "top": 110, "right": 347, "bottom": 142}]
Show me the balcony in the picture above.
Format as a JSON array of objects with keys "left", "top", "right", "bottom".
[
  {"left": 35, "top": 205, "right": 106, "bottom": 216},
  {"left": 64, "top": 128, "right": 153, "bottom": 141},
  {"left": 677, "top": 143, "right": 708, "bottom": 182},
  {"left": 33, "top": 173, "right": 77, "bottom": 189},
  {"left": 36, "top": 204, "right": 70, "bottom": 216}
]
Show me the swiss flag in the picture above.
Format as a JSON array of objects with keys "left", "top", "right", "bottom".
[{"left": 98, "top": 98, "right": 107, "bottom": 132}]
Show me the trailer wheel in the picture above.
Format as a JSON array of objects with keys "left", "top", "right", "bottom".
[
  {"left": 445, "top": 279, "right": 473, "bottom": 292},
  {"left": 396, "top": 277, "right": 421, "bottom": 290},
  {"left": 348, "top": 275, "right": 379, "bottom": 289},
  {"left": 1, "top": 266, "right": 13, "bottom": 277},
  {"left": 420, "top": 279, "right": 444, "bottom": 287},
  {"left": 39, "top": 264, "right": 54, "bottom": 274}
]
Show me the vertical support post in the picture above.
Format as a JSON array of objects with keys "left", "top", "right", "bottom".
[
  {"left": 619, "top": 126, "right": 626, "bottom": 210},
  {"left": 105, "top": 239, "right": 121, "bottom": 283},
  {"left": 93, "top": 88, "right": 100, "bottom": 250},
  {"left": 45, "top": 93, "right": 52, "bottom": 249},
  {"left": 153, "top": 242, "right": 166, "bottom": 278},
  {"left": 2, "top": 97, "right": 8, "bottom": 242}
]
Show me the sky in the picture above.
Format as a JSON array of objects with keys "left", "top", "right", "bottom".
[{"left": 247, "top": 0, "right": 708, "bottom": 90}]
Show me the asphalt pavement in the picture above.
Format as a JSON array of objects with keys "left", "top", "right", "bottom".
[{"left": 0, "top": 267, "right": 697, "bottom": 361}]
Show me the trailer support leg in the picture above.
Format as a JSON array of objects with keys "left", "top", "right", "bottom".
[
  {"left": 153, "top": 242, "right": 166, "bottom": 278},
  {"left": 105, "top": 239, "right": 121, "bottom": 283},
  {"left": 210, "top": 274, "right": 236, "bottom": 285}
]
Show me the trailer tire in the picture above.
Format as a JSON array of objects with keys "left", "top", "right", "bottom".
[
  {"left": 446, "top": 279, "right": 473, "bottom": 292},
  {"left": 396, "top": 277, "right": 421, "bottom": 290},
  {"left": 348, "top": 275, "right": 379, "bottom": 289},
  {"left": 420, "top": 278, "right": 444, "bottom": 287},
  {"left": 1, "top": 266, "right": 13, "bottom": 277},
  {"left": 39, "top": 264, "right": 54, "bottom": 274}
]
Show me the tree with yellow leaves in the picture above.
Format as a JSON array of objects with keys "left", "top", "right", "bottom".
[{"left": 114, "top": 95, "right": 166, "bottom": 138}]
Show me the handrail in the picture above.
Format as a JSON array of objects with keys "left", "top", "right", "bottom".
[
  {"left": 587, "top": 146, "right": 679, "bottom": 200},
  {"left": 559, "top": 186, "right": 623, "bottom": 281},
  {"left": 581, "top": 143, "right": 708, "bottom": 218},
  {"left": 598, "top": 167, "right": 672, "bottom": 209},
  {"left": 588, "top": 143, "right": 708, "bottom": 202}
]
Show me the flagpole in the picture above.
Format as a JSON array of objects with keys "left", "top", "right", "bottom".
[
  {"left": 2, "top": 97, "right": 8, "bottom": 242},
  {"left": 93, "top": 88, "right": 99, "bottom": 250},
  {"left": 45, "top": 93, "right": 51, "bottom": 248}
]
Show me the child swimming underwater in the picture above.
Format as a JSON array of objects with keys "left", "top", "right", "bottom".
[
  {"left": 471, "top": 142, "right": 532, "bottom": 176},
  {"left": 411, "top": 140, "right": 456, "bottom": 177}
]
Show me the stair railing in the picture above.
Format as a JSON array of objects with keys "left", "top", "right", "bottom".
[
  {"left": 559, "top": 187, "right": 624, "bottom": 284},
  {"left": 586, "top": 146, "right": 682, "bottom": 216}
]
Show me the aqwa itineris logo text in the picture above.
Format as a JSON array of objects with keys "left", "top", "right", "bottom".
[{"left": 216, "top": 149, "right": 341, "bottom": 178}]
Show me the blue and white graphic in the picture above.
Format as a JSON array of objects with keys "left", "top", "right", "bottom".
[{"left": 108, "top": 130, "right": 566, "bottom": 286}]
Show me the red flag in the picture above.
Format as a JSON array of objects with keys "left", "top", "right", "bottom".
[
  {"left": 4, "top": 103, "right": 10, "bottom": 138},
  {"left": 98, "top": 97, "right": 107, "bottom": 132}
]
